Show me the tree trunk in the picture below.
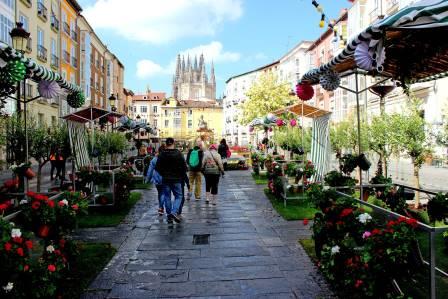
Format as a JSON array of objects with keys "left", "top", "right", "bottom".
[
  {"left": 382, "top": 155, "right": 388, "bottom": 177},
  {"left": 412, "top": 159, "right": 420, "bottom": 209},
  {"left": 37, "top": 163, "right": 43, "bottom": 192}
]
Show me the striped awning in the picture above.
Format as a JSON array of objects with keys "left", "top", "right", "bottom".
[{"left": 301, "top": 0, "right": 448, "bottom": 85}]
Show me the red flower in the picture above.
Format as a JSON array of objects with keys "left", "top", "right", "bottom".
[
  {"left": 31, "top": 201, "right": 41, "bottom": 210},
  {"left": 4, "top": 242, "right": 12, "bottom": 251},
  {"left": 16, "top": 247, "right": 24, "bottom": 256},
  {"left": 371, "top": 228, "right": 382, "bottom": 235},
  {"left": 54, "top": 249, "right": 61, "bottom": 256},
  {"left": 0, "top": 203, "right": 8, "bottom": 211},
  {"left": 340, "top": 208, "right": 353, "bottom": 218},
  {"left": 345, "top": 258, "right": 353, "bottom": 267},
  {"left": 303, "top": 218, "right": 309, "bottom": 226},
  {"left": 47, "top": 200, "right": 55, "bottom": 208},
  {"left": 71, "top": 204, "right": 79, "bottom": 211},
  {"left": 406, "top": 218, "right": 418, "bottom": 228},
  {"left": 13, "top": 237, "right": 23, "bottom": 244},
  {"left": 386, "top": 220, "right": 396, "bottom": 228},
  {"left": 47, "top": 264, "right": 56, "bottom": 272},
  {"left": 26, "top": 191, "right": 36, "bottom": 197},
  {"left": 397, "top": 216, "right": 407, "bottom": 223},
  {"left": 354, "top": 280, "right": 363, "bottom": 288},
  {"left": 23, "top": 264, "right": 29, "bottom": 271},
  {"left": 59, "top": 239, "right": 66, "bottom": 248},
  {"left": 336, "top": 221, "right": 344, "bottom": 225},
  {"left": 58, "top": 201, "right": 65, "bottom": 207},
  {"left": 25, "top": 240, "right": 33, "bottom": 249}
]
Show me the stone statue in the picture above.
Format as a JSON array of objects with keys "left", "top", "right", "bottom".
[{"left": 198, "top": 115, "right": 208, "bottom": 129}]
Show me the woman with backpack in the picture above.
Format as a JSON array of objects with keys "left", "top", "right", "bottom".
[
  {"left": 146, "top": 145, "right": 165, "bottom": 216},
  {"left": 202, "top": 144, "right": 225, "bottom": 204},
  {"left": 218, "top": 139, "right": 230, "bottom": 170},
  {"left": 186, "top": 139, "right": 204, "bottom": 200}
]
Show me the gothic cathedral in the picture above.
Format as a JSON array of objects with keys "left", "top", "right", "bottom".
[{"left": 172, "top": 54, "right": 216, "bottom": 102}]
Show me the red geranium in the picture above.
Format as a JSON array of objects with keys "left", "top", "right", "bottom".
[
  {"left": 354, "top": 279, "right": 363, "bottom": 288},
  {"left": 24, "top": 264, "right": 29, "bottom": 271},
  {"left": 71, "top": 204, "right": 79, "bottom": 211},
  {"left": 47, "top": 264, "right": 56, "bottom": 272},
  {"left": 303, "top": 218, "right": 309, "bottom": 226},
  {"left": 340, "top": 208, "right": 353, "bottom": 217},
  {"left": 31, "top": 201, "right": 41, "bottom": 210},
  {"left": 13, "top": 237, "right": 23, "bottom": 244},
  {"left": 4, "top": 242, "right": 12, "bottom": 251},
  {"left": 47, "top": 200, "right": 55, "bottom": 208},
  {"left": 406, "top": 218, "right": 418, "bottom": 228},
  {"left": 26, "top": 191, "right": 37, "bottom": 197},
  {"left": 371, "top": 228, "right": 382, "bottom": 235},
  {"left": 0, "top": 203, "right": 9, "bottom": 211},
  {"left": 59, "top": 239, "right": 66, "bottom": 248},
  {"left": 16, "top": 247, "right": 24, "bottom": 256},
  {"left": 25, "top": 240, "right": 33, "bottom": 249}
]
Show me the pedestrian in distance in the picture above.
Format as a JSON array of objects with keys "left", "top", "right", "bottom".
[
  {"left": 50, "top": 149, "right": 57, "bottom": 180},
  {"left": 218, "top": 138, "right": 231, "bottom": 171},
  {"left": 145, "top": 144, "right": 165, "bottom": 216},
  {"left": 178, "top": 172, "right": 190, "bottom": 215},
  {"left": 155, "top": 137, "right": 187, "bottom": 223},
  {"left": 186, "top": 138, "right": 204, "bottom": 200},
  {"left": 202, "top": 144, "right": 225, "bottom": 204}
]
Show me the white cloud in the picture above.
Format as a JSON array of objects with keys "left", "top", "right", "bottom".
[
  {"left": 83, "top": 0, "right": 243, "bottom": 43},
  {"left": 136, "top": 60, "right": 164, "bottom": 78},
  {"left": 178, "top": 41, "right": 241, "bottom": 63}
]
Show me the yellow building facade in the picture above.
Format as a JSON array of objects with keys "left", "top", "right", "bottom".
[{"left": 159, "top": 98, "right": 224, "bottom": 143}]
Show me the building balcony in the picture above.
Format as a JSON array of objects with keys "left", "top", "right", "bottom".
[
  {"left": 37, "top": 45, "right": 47, "bottom": 62},
  {"left": 71, "top": 30, "right": 78, "bottom": 42},
  {"left": 20, "top": 0, "right": 32, "bottom": 8},
  {"left": 63, "top": 50, "right": 70, "bottom": 63},
  {"left": 71, "top": 56, "right": 77, "bottom": 68},
  {"left": 51, "top": 15, "right": 59, "bottom": 32},
  {"left": 37, "top": 2, "right": 48, "bottom": 21},
  {"left": 51, "top": 54, "right": 59, "bottom": 69},
  {"left": 386, "top": 0, "right": 399, "bottom": 14},
  {"left": 63, "top": 22, "right": 70, "bottom": 35}
]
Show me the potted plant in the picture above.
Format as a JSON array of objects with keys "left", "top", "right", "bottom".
[
  {"left": 20, "top": 192, "right": 57, "bottom": 238},
  {"left": 427, "top": 192, "right": 448, "bottom": 224}
]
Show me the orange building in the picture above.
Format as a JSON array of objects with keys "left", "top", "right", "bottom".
[{"left": 60, "top": 0, "right": 81, "bottom": 86}]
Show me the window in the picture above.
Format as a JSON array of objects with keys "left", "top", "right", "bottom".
[
  {"left": 71, "top": 44, "right": 75, "bottom": 58},
  {"left": 153, "top": 119, "right": 157, "bottom": 128},
  {"left": 37, "top": 27, "right": 44, "bottom": 46},
  {"left": 62, "top": 39, "right": 66, "bottom": 52},
  {"left": 19, "top": 14, "right": 29, "bottom": 31},
  {"left": 38, "top": 113, "right": 44, "bottom": 126},
  {"left": 51, "top": 116, "right": 57, "bottom": 126},
  {"left": 152, "top": 106, "right": 158, "bottom": 113},
  {"left": 164, "top": 110, "right": 168, "bottom": 116},
  {"left": 174, "top": 109, "right": 181, "bottom": 117},
  {"left": 189, "top": 109, "right": 193, "bottom": 116},
  {"left": 164, "top": 120, "right": 169, "bottom": 128},
  {"left": 174, "top": 118, "right": 181, "bottom": 128},
  {"left": 70, "top": 73, "right": 75, "bottom": 84},
  {"left": 188, "top": 120, "right": 192, "bottom": 128},
  {"left": 1, "top": 0, "right": 14, "bottom": 9},
  {"left": 140, "top": 106, "right": 147, "bottom": 113},
  {"left": 62, "top": 11, "right": 67, "bottom": 23},
  {"left": 51, "top": 38, "right": 56, "bottom": 55},
  {"left": 0, "top": 14, "right": 13, "bottom": 45}
]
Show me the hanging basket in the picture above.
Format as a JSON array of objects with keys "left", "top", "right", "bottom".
[
  {"left": 67, "top": 91, "right": 85, "bottom": 108},
  {"left": 319, "top": 69, "right": 340, "bottom": 91},
  {"left": 358, "top": 154, "right": 371, "bottom": 171},
  {"left": 24, "top": 168, "right": 36, "bottom": 179}
]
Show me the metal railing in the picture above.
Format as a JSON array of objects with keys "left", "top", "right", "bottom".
[
  {"left": 51, "top": 15, "right": 59, "bottom": 31},
  {"left": 63, "top": 22, "right": 70, "bottom": 35},
  {"left": 71, "top": 56, "right": 77, "bottom": 68},
  {"left": 71, "top": 30, "right": 78, "bottom": 42},
  {"left": 37, "top": 2, "right": 48, "bottom": 20},
  {"left": 63, "top": 50, "right": 70, "bottom": 63},
  {"left": 51, "top": 54, "right": 59, "bottom": 68},
  {"left": 37, "top": 45, "right": 47, "bottom": 62}
]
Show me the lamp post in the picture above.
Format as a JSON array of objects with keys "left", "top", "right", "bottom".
[
  {"left": 108, "top": 93, "right": 117, "bottom": 112},
  {"left": 136, "top": 114, "right": 141, "bottom": 145}
]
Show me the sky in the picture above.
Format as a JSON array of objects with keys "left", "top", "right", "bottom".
[{"left": 77, "top": 0, "right": 349, "bottom": 97}]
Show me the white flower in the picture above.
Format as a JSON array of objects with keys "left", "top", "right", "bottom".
[
  {"left": 331, "top": 245, "right": 340, "bottom": 255},
  {"left": 9, "top": 222, "right": 15, "bottom": 227},
  {"left": 3, "top": 282, "right": 13, "bottom": 292},
  {"left": 11, "top": 228, "right": 21, "bottom": 238},
  {"left": 19, "top": 199, "right": 28, "bottom": 205},
  {"left": 60, "top": 199, "right": 68, "bottom": 206},
  {"left": 46, "top": 245, "right": 55, "bottom": 253},
  {"left": 358, "top": 213, "right": 373, "bottom": 224}
]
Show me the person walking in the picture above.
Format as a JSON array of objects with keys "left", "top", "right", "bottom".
[
  {"left": 155, "top": 137, "right": 187, "bottom": 223},
  {"left": 178, "top": 172, "right": 190, "bottom": 215},
  {"left": 50, "top": 150, "right": 57, "bottom": 180},
  {"left": 186, "top": 139, "right": 204, "bottom": 200},
  {"left": 218, "top": 139, "right": 230, "bottom": 171},
  {"left": 145, "top": 145, "right": 165, "bottom": 216},
  {"left": 202, "top": 144, "right": 224, "bottom": 204}
]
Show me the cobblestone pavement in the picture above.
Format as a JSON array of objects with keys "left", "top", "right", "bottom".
[{"left": 77, "top": 170, "right": 333, "bottom": 299}]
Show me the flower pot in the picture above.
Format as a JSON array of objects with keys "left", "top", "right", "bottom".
[
  {"left": 24, "top": 168, "right": 36, "bottom": 179},
  {"left": 37, "top": 224, "right": 51, "bottom": 238},
  {"left": 358, "top": 154, "right": 371, "bottom": 171},
  {"left": 362, "top": 189, "right": 371, "bottom": 201}
]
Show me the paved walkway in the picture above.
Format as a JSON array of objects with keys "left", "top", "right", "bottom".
[{"left": 78, "top": 170, "right": 332, "bottom": 299}]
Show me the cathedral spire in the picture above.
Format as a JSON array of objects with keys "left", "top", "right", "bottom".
[
  {"left": 186, "top": 54, "right": 191, "bottom": 71},
  {"left": 201, "top": 61, "right": 206, "bottom": 83},
  {"left": 199, "top": 53, "right": 204, "bottom": 70},
  {"left": 194, "top": 55, "right": 198, "bottom": 71},
  {"left": 210, "top": 61, "right": 215, "bottom": 84},
  {"left": 181, "top": 56, "right": 185, "bottom": 73},
  {"left": 175, "top": 54, "right": 181, "bottom": 81}
]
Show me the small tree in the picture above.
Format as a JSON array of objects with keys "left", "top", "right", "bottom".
[
  {"left": 5, "top": 114, "right": 34, "bottom": 164},
  {"left": 239, "top": 72, "right": 294, "bottom": 125},
  {"left": 330, "top": 113, "right": 368, "bottom": 155},
  {"left": 389, "top": 98, "right": 431, "bottom": 208},
  {"left": 368, "top": 114, "right": 395, "bottom": 177}
]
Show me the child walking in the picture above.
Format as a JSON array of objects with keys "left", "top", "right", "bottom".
[{"left": 146, "top": 145, "right": 165, "bottom": 215}]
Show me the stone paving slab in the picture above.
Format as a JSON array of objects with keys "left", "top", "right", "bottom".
[{"left": 79, "top": 170, "right": 333, "bottom": 298}]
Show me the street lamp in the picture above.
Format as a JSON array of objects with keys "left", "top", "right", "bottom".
[
  {"left": 10, "top": 22, "right": 30, "bottom": 54},
  {"left": 108, "top": 93, "right": 117, "bottom": 112}
]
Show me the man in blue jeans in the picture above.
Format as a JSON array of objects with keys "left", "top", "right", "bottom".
[{"left": 155, "top": 137, "right": 187, "bottom": 223}]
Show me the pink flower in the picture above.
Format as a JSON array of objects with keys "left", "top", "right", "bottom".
[{"left": 362, "top": 231, "right": 372, "bottom": 239}]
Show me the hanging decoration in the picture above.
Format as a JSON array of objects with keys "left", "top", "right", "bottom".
[
  {"left": 290, "top": 119, "right": 297, "bottom": 127},
  {"left": 276, "top": 118, "right": 285, "bottom": 127},
  {"left": 354, "top": 41, "right": 386, "bottom": 71},
  {"left": 0, "top": 59, "right": 26, "bottom": 85},
  {"left": 266, "top": 113, "right": 276, "bottom": 122},
  {"left": 37, "top": 80, "right": 62, "bottom": 99},
  {"left": 269, "top": 127, "right": 273, "bottom": 132},
  {"left": 319, "top": 69, "right": 340, "bottom": 91},
  {"left": 296, "top": 83, "right": 314, "bottom": 101},
  {"left": 66, "top": 91, "right": 85, "bottom": 108},
  {"left": 311, "top": 0, "right": 347, "bottom": 46},
  {"left": 249, "top": 126, "right": 254, "bottom": 133}
]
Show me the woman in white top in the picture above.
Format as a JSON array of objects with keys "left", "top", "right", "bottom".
[{"left": 201, "top": 144, "right": 225, "bottom": 204}]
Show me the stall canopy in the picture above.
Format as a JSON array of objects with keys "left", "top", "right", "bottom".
[
  {"left": 62, "top": 106, "right": 122, "bottom": 123},
  {"left": 300, "top": 0, "right": 448, "bottom": 85},
  {"left": 273, "top": 102, "right": 331, "bottom": 119}
]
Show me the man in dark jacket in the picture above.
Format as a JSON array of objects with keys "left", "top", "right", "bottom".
[
  {"left": 155, "top": 137, "right": 187, "bottom": 223},
  {"left": 185, "top": 139, "right": 204, "bottom": 200}
]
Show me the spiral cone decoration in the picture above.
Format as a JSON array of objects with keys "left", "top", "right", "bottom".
[{"left": 0, "top": 59, "right": 26, "bottom": 85}]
